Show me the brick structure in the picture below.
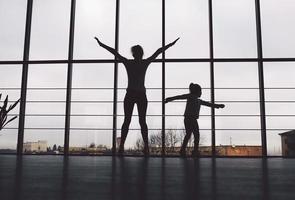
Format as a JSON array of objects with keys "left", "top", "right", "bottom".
[{"left": 279, "top": 130, "right": 295, "bottom": 157}]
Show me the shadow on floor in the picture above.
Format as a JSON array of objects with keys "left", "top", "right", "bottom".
[{"left": 0, "top": 155, "right": 294, "bottom": 200}]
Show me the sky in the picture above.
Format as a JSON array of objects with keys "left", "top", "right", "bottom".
[{"left": 0, "top": 0, "right": 295, "bottom": 155}]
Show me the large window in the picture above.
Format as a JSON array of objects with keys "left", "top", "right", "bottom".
[{"left": 0, "top": 0, "right": 294, "bottom": 157}]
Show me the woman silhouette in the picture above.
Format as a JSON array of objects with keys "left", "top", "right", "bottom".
[{"left": 95, "top": 37, "right": 179, "bottom": 156}]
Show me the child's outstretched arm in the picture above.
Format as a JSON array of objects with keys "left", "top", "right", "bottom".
[
  {"left": 165, "top": 94, "right": 189, "bottom": 103},
  {"left": 200, "top": 100, "right": 225, "bottom": 109},
  {"left": 94, "top": 37, "right": 127, "bottom": 62}
]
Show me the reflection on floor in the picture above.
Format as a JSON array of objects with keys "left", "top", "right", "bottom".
[{"left": 0, "top": 155, "right": 294, "bottom": 200}]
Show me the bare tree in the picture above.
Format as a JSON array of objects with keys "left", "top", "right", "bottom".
[
  {"left": 149, "top": 132, "right": 162, "bottom": 147},
  {"left": 166, "top": 129, "right": 180, "bottom": 148},
  {"left": 89, "top": 143, "right": 96, "bottom": 148},
  {"left": 133, "top": 128, "right": 206, "bottom": 151},
  {"left": 135, "top": 138, "right": 144, "bottom": 150}
]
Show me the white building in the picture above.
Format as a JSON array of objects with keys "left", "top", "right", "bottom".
[{"left": 23, "top": 140, "right": 48, "bottom": 153}]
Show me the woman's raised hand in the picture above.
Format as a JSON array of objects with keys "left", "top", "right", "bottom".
[
  {"left": 94, "top": 37, "right": 102, "bottom": 45},
  {"left": 170, "top": 37, "right": 180, "bottom": 46}
]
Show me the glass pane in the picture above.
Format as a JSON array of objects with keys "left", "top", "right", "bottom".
[
  {"left": 30, "top": 0, "right": 71, "bottom": 60},
  {"left": 0, "top": 65, "right": 22, "bottom": 152},
  {"left": 119, "top": 0, "right": 161, "bottom": 58},
  {"left": 71, "top": 64, "right": 114, "bottom": 148},
  {"left": 117, "top": 62, "right": 161, "bottom": 155},
  {"left": 166, "top": 63, "right": 211, "bottom": 155},
  {"left": 264, "top": 62, "right": 295, "bottom": 156},
  {"left": 74, "top": 0, "right": 116, "bottom": 59},
  {"left": 215, "top": 63, "right": 261, "bottom": 156},
  {"left": 213, "top": 0, "right": 257, "bottom": 58},
  {"left": 166, "top": 0, "right": 209, "bottom": 58},
  {"left": 0, "top": 65, "right": 22, "bottom": 100},
  {"left": 166, "top": 63, "right": 211, "bottom": 126},
  {"left": 23, "top": 130, "right": 64, "bottom": 154},
  {"left": 24, "top": 64, "right": 67, "bottom": 154},
  {"left": 69, "top": 130, "right": 112, "bottom": 155},
  {"left": 216, "top": 131, "right": 262, "bottom": 156},
  {"left": 261, "top": 0, "right": 295, "bottom": 58},
  {"left": 116, "top": 130, "right": 163, "bottom": 156},
  {"left": 0, "top": 130, "right": 18, "bottom": 153},
  {"left": 0, "top": 0, "right": 26, "bottom": 60}
]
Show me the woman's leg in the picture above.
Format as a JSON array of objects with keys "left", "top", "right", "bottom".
[
  {"left": 118, "top": 94, "right": 135, "bottom": 154},
  {"left": 137, "top": 94, "right": 149, "bottom": 155},
  {"left": 180, "top": 118, "right": 193, "bottom": 156}
]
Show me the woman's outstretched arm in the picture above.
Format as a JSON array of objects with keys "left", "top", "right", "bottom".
[
  {"left": 94, "top": 37, "right": 127, "bottom": 62},
  {"left": 165, "top": 93, "right": 189, "bottom": 103},
  {"left": 147, "top": 37, "right": 180, "bottom": 61},
  {"left": 200, "top": 100, "right": 225, "bottom": 109}
]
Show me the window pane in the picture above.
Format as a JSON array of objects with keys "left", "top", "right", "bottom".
[
  {"left": 213, "top": 0, "right": 257, "bottom": 58},
  {"left": 215, "top": 63, "right": 261, "bottom": 156},
  {"left": 23, "top": 130, "right": 64, "bottom": 154},
  {"left": 74, "top": 0, "right": 116, "bottom": 59},
  {"left": 69, "top": 130, "right": 112, "bottom": 155},
  {"left": 0, "top": 65, "right": 22, "bottom": 152},
  {"left": 166, "top": 0, "right": 209, "bottom": 58},
  {"left": 166, "top": 63, "right": 211, "bottom": 155},
  {"left": 264, "top": 62, "right": 295, "bottom": 156},
  {"left": 0, "top": 0, "right": 26, "bottom": 60},
  {"left": 119, "top": 0, "right": 161, "bottom": 58},
  {"left": 118, "top": 63, "right": 161, "bottom": 154},
  {"left": 30, "top": 0, "right": 71, "bottom": 60},
  {"left": 71, "top": 64, "right": 114, "bottom": 149},
  {"left": 261, "top": 0, "right": 295, "bottom": 58},
  {"left": 24, "top": 64, "right": 67, "bottom": 154},
  {"left": 0, "top": 131, "right": 18, "bottom": 153}
]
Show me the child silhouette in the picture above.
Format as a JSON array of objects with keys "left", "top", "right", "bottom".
[{"left": 165, "top": 83, "right": 225, "bottom": 157}]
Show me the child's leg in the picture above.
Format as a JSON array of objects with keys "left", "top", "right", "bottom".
[
  {"left": 192, "top": 121, "right": 200, "bottom": 156},
  {"left": 180, "top": 118, "right": 193, "bottom": 155}
]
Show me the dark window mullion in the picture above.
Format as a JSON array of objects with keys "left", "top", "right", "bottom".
[
  {"left": 112, "top": 0, "right": 120, "bottom": 155},
  {"left": 255, "top": 0, "right": 267, "bottom": 157},
  {"left": 161, "top": 0, "right": 166, "bottom": 156},
  {"left": 208, "top": 0, "right": 216, "bottom": 157},
  {"left": 64, "top": 0, "right": 76, "bottom": 156},
  {"left": 17, "top": 0, "right": 33, "bottom": 155}
]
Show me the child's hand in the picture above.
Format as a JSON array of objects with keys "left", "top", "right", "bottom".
[
  {"left": 219, "top": 104, "right": 225, "bottom": 108},
  {"left": 94, "top": 37, "right": 101, "bottom": 45}
]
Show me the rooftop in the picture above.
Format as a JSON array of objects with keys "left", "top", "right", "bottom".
[{"left": 279, "top": 130, "right": 295, "bottom": 136}]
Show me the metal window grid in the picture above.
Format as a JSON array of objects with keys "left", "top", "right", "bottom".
[{"left": 0, "top": 0, "right": 294, "bottom": 157}]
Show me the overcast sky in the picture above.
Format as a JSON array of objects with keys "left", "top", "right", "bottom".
[{"left": 0, "top": 0, "right": 295, "bottom": 155}]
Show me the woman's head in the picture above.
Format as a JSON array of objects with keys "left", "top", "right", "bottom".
[
  {"left": 131, "top": 45, "right": 144, "bottom": 59},
  {"left": 189, "top": 83, "right": 202, "bottom": 97}
]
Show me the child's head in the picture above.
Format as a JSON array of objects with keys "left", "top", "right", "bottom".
[{"left": 189, "top": 83, "right": 202, "bottom": 97}]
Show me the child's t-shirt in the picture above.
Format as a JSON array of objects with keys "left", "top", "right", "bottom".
[{"left": 184, "top": 94, "right": 203, "bottom": 119}]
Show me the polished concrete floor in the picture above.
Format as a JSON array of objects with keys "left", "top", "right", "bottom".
[{"left": 0, "top": 155, "right": 294, "bottom": 200}]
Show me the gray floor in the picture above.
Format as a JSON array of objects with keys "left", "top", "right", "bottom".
[{"left": 0, "top": 155, "right": 294, "bottom": 200}]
